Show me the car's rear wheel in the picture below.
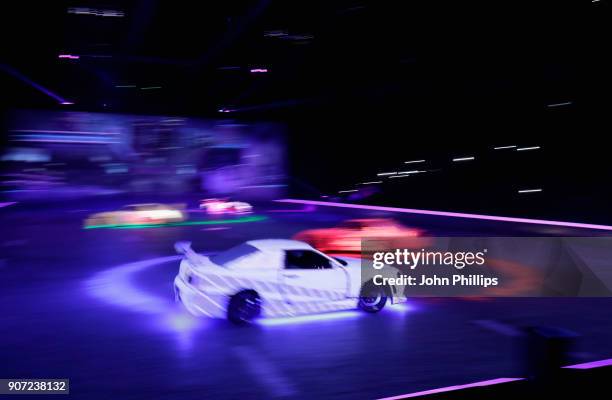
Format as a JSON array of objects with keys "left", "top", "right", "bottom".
[
  {"left": 227, "top": 290, "right": 262, "bottom": 324},
  {"left": 358, "top": 281, "right": 388, "bottom": 313}
]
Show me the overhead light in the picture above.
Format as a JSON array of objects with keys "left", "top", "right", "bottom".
[
  {"left": 493, "top": 145, "right": 517, "bottom": 150},
  {"left": 58, "top": 54, "right": 79, "bottom": 60},
  {"left": 518, "top": 189, "right": 542, "bottom": 194},
  {"left": 376, "top": 172, "right": 397, "bottom": 176},
  {"left": 338, "top": 189, "right": 358, "bottom": 193},
  {"left": 115, "top": 85, "right": 136, "bottom": 88},
  {"left": 398, "top": 170, "right": 424, "bottom": 175},
  {"left": 250, "top": 68, "right": 268, "bottom": 73},
  {"left": 452, "top": 156, "right": 475, "bottom": 162},
  {"left": 140, "top": 86, "right": 162, "bottom": 90},
  {"left": 60, "top": 101, "right": 74, "bottom": 105},
  {"left": 516, "top": 146, "right": 540, "bottom": 151},
  {"left": 358, "top": 181, "right": 382, "bottom": 185},
  {"left": 404, "top": 160, "right": 425, "bottom": 164}
]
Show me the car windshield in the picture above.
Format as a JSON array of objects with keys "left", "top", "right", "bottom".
[{"left": 210, "top": 243, "right": 260, "bottom": 266}]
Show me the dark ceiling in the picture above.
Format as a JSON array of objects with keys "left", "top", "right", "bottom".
[{"left": 1, "top": 1, "right": 608, "bottom": 118}]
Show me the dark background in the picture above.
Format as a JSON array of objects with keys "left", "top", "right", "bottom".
[{"left": 1, "top": 0, "right": 610, "bottom": 222}]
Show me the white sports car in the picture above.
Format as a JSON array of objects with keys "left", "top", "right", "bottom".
[{"left": 173, "top": 239, "right": 404, "bottom": 323}]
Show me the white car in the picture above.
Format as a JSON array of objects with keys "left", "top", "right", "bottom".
[{"left": 173, "top": 239, "right": 404, "bottom": 323}]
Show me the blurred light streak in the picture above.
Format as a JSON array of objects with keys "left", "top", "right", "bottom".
[
  {"left": 452, "top": 156, "right": 475, "bottom": 162},
  {"left": 359, "top": 181, "right": 382, "bottom": 185},
  {"left": 518, "top": 188, "right": 542, "bottom": 193},
  {"left": 547, "top": 101, "right": 573, "bottom": 108},
  {"left": 58, "top": 54, "right": 79, "bottom": 60},
  {"left": 377, "top": 172, "right": 397, "bottom": 176},
  {"left": 389, "top": 174, "right": 410, "bottom": 179},
  {"left": 13, "top": 138, "right": 118, "bottom": 144},
  {"left": 0, "top": 63, "right": 69, "bottom": 104},
  {"left": 141, "top": 86, "right": 162, "bottom": 90},
  {"left": 275, "top": 199, "right": 612, "bottom": 232},
  {"left": 493, "top": 145, "right": 517, "bottom": 150},
  {"left": 115, "top": 85, "right": 136, "bottom": 88},
  {"left": 0, "top": 202, "right": 17, "bottom": 208},
  {"left": 12, "top": 135, "right": 118, "bottom": 144},
  {"left": 83, "top": 215, "right": 267, "bottom": 230},
  {"left": 516, "top": 146, "right": 540, "bottom": 151},
  {"left": 398, "top": 170, "right": 424, "bottom": 175},
  {"left": 404, "top": 160, "right": 425, "bottom": 164},
  {"left": 68, "top": 7, "right": 125, "bottom": 17},
  {"left": 250, "top": 68, "right": 269, "bottom": 73},
  {"left": 60, "top": 101, "right": 74, "bottom": 105},
  {"left": 338, "top": 189, "right": 358, "bottom": 193},
  {"left": 11, "top": 129, "right": 120, "bottom": 135},
  {"left": 257, "top": 311, "right": 361, "bottom": 326},
  {"left": 377, "top": 378, "right": 524, "bottom": 400}
]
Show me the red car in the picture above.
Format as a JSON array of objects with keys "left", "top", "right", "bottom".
[{"left": 293, "top": 218, "right": 431, "bottom": 254}]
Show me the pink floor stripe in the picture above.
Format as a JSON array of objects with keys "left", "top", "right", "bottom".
[
  {"left": 377, "top": 378, "right": 524, "bottom": 400},
  {"left": 564, "top": 358, "right": 612, "bottom": 370},
  {"left": 275, "top": 199, "right": 612, "bottom": 232}
]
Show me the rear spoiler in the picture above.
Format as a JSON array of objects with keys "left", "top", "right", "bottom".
[{"left": 174, "top": 241, "right": 202, "bottom": 265}]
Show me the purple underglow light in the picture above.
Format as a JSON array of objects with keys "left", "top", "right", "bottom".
[
  {"left": 377, "top": 378, "right": 524, "bottom": 400},
  {"left": 58, "top": 54, "right": 80, "bottom": 60},
  {"left": 275, "top": 199, "right": 612, "bottom": 232},
  {"left": 385, "top": 303, "right": 415, "bottom": 314},
  {"left": 564, "top": 358, "right": 612, "bottom": 369},
  {"left": 257, "top": 311, "right": 361, "bottom": 326},
  {"left": 250, "top": 68, "right": 268, "bottom": 73},
  {"left": 85, "top": 255, "right": 181, "bottom": 314}
]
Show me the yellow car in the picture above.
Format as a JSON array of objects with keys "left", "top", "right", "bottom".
[{"left": 84, "top": 203, "right": 186, "bottom": 227}]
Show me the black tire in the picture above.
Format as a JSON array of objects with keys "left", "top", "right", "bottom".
[
  {"left": 358, "top": 281, "right": 388, "bottom": 313},
  {"left": 227, "top": 290, "right": 262, "bottom": 324}
]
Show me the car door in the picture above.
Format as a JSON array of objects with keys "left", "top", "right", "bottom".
[{"left": 279, "top": 249, "right": 348, "bottom": 306}]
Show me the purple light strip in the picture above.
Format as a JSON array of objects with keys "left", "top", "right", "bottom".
[
  {"left": 275, "top": 199, "right": 612, "bottom": 232},
  {"left": 564, "top": 358, "right": 612, "bottom": 370},
  {"left": 58, "top": 54, "right": 80, "bottom": 60},
  {"left": 11, "top": 129, "right": 119, "bottom": 135},
  {"left": 250, "top": 68, "right": 268, "bottom": 73},
  {"left": 377, "top": 378, "right": 524, "bottom": 400},
  {"left": 0, "top": 63, "right": 69, "bottom": 104},
  {"left": 257, "top": 311, "right": 361, "bottom": 326}
]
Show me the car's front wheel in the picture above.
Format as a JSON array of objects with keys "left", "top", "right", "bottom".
[
  {"left": 358, "top": 281, "right": 388, "bottom": 313},
  {"left": 227, "top": 290, "right": 262, "bottom": 324}
]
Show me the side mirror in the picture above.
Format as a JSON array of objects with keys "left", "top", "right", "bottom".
[{"left": 333, "top": 257, "right": 348, "bottom": 266}]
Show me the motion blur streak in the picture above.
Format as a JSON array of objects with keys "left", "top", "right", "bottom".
[
  {"left": 84, "top": 215, "right": 267, "bottom": 229},
  {"left": 377, "top": 378, "right": 525, "bottom": 400},
  {"left": 85, "top": 255, "right": 181, "bottom": 314},
  {"left": 276, "top": 199, "right": 612, "bottom": 232},
  {"left": 0, "top": 63, "right": 69, "bottom": 104},
  {"left": 85, "top": 254, "right": 207, "bottom": 350}
]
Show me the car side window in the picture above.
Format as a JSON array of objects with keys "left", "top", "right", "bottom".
[{"left": 285, "top": 250, "right": 332, "bottom": 270}]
